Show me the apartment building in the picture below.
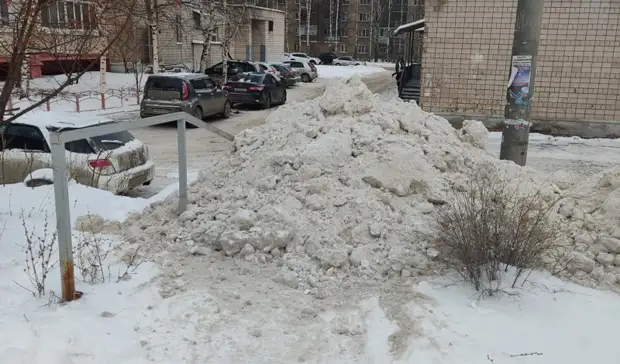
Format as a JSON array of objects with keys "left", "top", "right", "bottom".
[
  {"left": 420, "top": 0, "right": 620, "bottom": 124},
  {"left": 0, "top": 0, "right": 109, "bottom": 79},
  {"left": 109, "top": 1, "right": 286, "bottom": 72},
  {"left": 280, "top": 0, "right": 424, "bottom": 60}
]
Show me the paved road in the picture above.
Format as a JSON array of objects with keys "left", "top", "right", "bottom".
[{"left": 119, "top": 72, "right": 396, "bottom": 197}]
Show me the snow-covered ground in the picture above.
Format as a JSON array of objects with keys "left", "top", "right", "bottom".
[
  {"left": 487, "top": 132, "right": 620, "bottom": 177},
  {"left": 0, "top": 179, "right": 191, "bottom": 364},
  {"left": 366, "top": 61, "right": 396, "bottom": 69},
  {"left": 28, "top": 72, "right": 146, "bottom": 93},
  {"left": 2, "top": 166, "right": 619, "bottom": 363},
  {"left": 317, "top": 65, "right": 388, "bottom": 78},
  {"left": 2, "top": 76, "right": 620, "bottom": 364}
]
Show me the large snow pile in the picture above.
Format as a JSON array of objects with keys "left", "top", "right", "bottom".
[{"left": 121, "top": 75, "right": 620, "bottom": 295}]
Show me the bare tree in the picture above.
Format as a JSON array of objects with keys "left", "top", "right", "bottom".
[
  {"left": 301, "top": 0, "right": 312, "bottom": 50},
  {"left": 220, "top": 1, "right": 248, "bottom": 84},
  {"left": 0, "top": 0, "right": 137, "bottom": 122},
  {"left": 369, "top": 0, "right": 388, "bottom": 61}
]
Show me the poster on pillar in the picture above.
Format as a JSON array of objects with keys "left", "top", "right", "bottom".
[{"left": 507, "top": 55, "right": 532, "bottom": 108}]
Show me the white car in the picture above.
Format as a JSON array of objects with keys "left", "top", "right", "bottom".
[
  {"left": 333, "top": 56, "right": 362, "bottom": 66},
  {"left": 283, "top": 52, "right": 321, "bottom": 65},
  {"left": 255, "top": 62, "right": 282, "bottom": 81},
  {"left": 282, "top": 59, "right": 318, "bottom": 82},
  {"left": 0, "top": 113, "right": 155, "bottom": 195}
]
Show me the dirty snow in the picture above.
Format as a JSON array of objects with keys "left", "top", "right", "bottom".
[
  {"left": 121, "top": 75, "right": 620, "bottom": 294},
  {"left": 317, "top": 65, "right": 388, "bottom": 79}
]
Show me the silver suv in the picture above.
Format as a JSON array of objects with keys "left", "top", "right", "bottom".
[{"left": 140, "top": 73, "right": 232, "bottom": 120}]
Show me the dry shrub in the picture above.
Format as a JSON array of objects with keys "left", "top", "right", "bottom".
[{"left": 434, "top": 163, "right": 561, "bottom": 294}]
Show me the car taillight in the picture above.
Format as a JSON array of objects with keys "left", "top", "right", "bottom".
[
  {"left": 248, "top": 86, "right": 264, "bottom": 91},
  {"left": 182, "top": 82, "right": 190, "bottom": 100},
  {"left": 310, "top": 64, "right": 317, "bottom": 72},
  {"left": 223, "top": 85, "right": 233, "bottom": 90},
  {"left": 89, "top": 159, "right": 112, "bottom": 169},
  {"left": 269, "top": 69, "right": 275, "bottom": 73}
]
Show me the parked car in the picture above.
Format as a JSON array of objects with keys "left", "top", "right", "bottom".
[
  {"left": 318, "top": 52, "right": 337, "bottom": 65},
  {"left": 144, "top": 63, "right": 190, "bottom": 74},
  {"left": 255, "top": 62, "right": 282, "bottom": 81},
  {"left": 333, "top": 56, "right": 361, "bottom": 66},
  {"left": 204, "top": 60, "right": 260, "bottom": 85},
  {"left": 284, "top": 52, "right": 321, "bottom": 65},
  {"left": 140, "top": 73, "right": 232, "bottom": 121},
  {"left": 0, "top": 114, "right": 155, "bottom": 195},
  {"left": 270, "top": 63, "right": 300, "bottom": 87},
  {"left": 223, "top": 72, "right": 287, "bottom": 109},
  {"left": 283, "top": 59, "right": 318, "bottom": 82}
]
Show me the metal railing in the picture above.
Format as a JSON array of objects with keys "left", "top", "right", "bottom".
[{"left": 49, "top": 112, "right": 233, "bottom": 302}]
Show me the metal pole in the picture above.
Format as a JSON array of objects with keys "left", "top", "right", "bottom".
[
  {"left": 50, "top": 137, "right": 76, "bottom": 302},
  {"left": 499, "top": 0, "right": 544, "bottom": 166},
  {"left": 177, "top": 118, "right": 188, "bottom": 213}
]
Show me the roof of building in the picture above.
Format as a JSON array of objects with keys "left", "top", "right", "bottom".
[{"left": 394, "top": 19, "right": 426, "bottom": 36}]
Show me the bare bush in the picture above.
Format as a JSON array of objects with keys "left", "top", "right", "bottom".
[
  {"left": 73, "top": 214, "right": 145, "bottom": 284},
  {"left": 434, "top": 163, "right": 562, "bottom": 294},
  {"left": 18, "top": 214, "right": 58, "bottom": 297}
]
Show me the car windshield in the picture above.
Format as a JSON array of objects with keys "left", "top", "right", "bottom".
[
  {"left": 231, "top": 73, "right": 265, "bottom": 84},
  {"left": 89, "top": 131, "right": 135, "bottom": 151},
  {"left": 285, "top": 61, "right": 304, "bottom": 68}
]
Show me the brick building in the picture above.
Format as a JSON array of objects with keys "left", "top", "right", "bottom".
[{"left": 420, "top": 0, "right": 620, "bottom": 124}]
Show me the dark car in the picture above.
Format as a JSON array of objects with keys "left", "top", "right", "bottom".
[
  {"left": 223, "top": 72, "right": 286, "bottom": 109},
  {"left": 318, "top": 52, "right": 337, "bottom": 65},
  {"left": 140, "top": 73, "right": 232, "bottom": 121},
  {"left": 270, "top": 63, "right": 300, "bottom": 87},
  {"left": 205, "top": 60, "right": 260, "bottom": 86}
]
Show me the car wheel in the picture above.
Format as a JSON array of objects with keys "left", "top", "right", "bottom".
[
  {"left": 334, "top": 63, "right": 340, "bottom": 66},
  {"left": 262, "top": 93, "right": 271, "bottom": 109},
  {"left": 25, "top": 178, "right": 53, "bottom": 188},
  {"left": 221, "top": 100, "right": 232, "bottom": 118},
  {"left": 301, "top": 73, "right": 311, "bottom": 82},
  {"left": 280, "top": 90, "right": 287, "bottom": 105},
  {"left": 193, "top": 106, "right": 203, "bottom": 120}
]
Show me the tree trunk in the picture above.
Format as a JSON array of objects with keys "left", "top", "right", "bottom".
[
  {"left": 335, "top": 0, "right": 339, "bottom": 53},
  {"left": 305, "top": 0, "right": 311, "bottom": 50},
  {"left": 297, "top": 4, "right": 302, "bottom": 51},
  {"left": 145, "top": 0, "right": 159, "bottom": 73},
  {"left": 19, "top": 56, "right": 30, "bottom": 98},
  {"left": 200, "top": 28, "right": 214, "bottom": 73}
]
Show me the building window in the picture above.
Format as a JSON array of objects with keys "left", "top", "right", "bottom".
[
  {"left": 357, "top": 45, "right": 368, "bottom": 54},
  {"left": 193, "top": 11, "right": 201, "bottom": 28},
  {"left": 269, "top": 20, "right": 273, "bottom": 32},
  {"left": 378, "top": 43, "right": 387, "bottom": 53},
  {"left": 358, "top": 28, "right": 369, "bottom": 38},
  {"left": 359, "top": 13, "right": 370, "bottom": 22},
  {"left": 339, "top": 44, "right": 346, "bottom": 53},
  {"left": 0, "top": 0, "right": 8, "bottom": 25},
  {"left": 360, "top": 0, "right": 370, "bottom": 5},
  {"left": 41, "top": 1, "right": 96, "bottom": 30},
  {"left": 176, "top": 15, "right": 182, "bottom": 43}
]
